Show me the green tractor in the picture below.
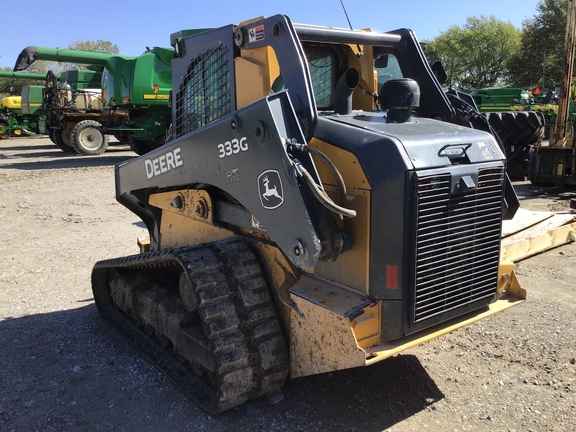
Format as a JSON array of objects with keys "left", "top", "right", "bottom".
[
  {"left": 14, "top": 46, "right": 173, "bottom": 155},
  {"left": 529, "top": 80, "right": 576, "bottom": 139},
  {"left": 0, "top": 95, "right": 35, "bottom": 139},
  {"left": 0, "top": 71, "right": 47, "bottom": 139}
]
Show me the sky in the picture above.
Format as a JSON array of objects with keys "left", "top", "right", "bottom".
[{"left": 0, "top": 0, "right": 543, "bottom": 69}]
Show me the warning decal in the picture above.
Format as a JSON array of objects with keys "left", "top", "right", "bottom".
[
  {"left": 248, "top": 25, "right": 265, "bottom": 43},
  {"left": 476, "top": 141, "right": 495, "bottom": 161}
]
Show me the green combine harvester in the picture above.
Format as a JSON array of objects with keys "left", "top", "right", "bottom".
[
  {"left": 13, "top": 45, "right": 173, "bottom": 155},
  {"left": 99, "top": 47, "right": 174, "bottom": 154}
]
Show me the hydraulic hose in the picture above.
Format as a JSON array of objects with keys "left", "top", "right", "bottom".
[
  {"left": 293, "top": 160, "right": 356, "bottom": 218},
  {"left": 288, "top": 141, "right": 356, "bottom": 218},
  {"left": 288, "top": 141, "right": 349, "bottom": 208}
]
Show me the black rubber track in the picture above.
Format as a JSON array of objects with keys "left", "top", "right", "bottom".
[{"left": 92, "top": 239, "right": 289, "bottom": 414}]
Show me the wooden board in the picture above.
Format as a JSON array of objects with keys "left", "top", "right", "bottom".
[
  {"left": 501, "top": 208, "right": 576, "bottom": 262},
  {"left": 502, "top": 208, "right": 554, "bottom": 237}
]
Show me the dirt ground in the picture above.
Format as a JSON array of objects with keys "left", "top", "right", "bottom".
[{"left": 1, "top": 136, "right": 575, "bottom": 432}]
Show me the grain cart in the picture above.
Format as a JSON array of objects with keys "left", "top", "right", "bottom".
[
  {"left": 0, "top": 70, "right": 100, "bottom": 144},
  {"left": 14, "top": 46, "right": 173, "bottom": 155},
  {"left": 0, "top": 71, "right": 47, "bottom": 138},
  {"left": 15, "top": 47, "right": 126, "bottom": 154},
  {"left": 91, "top": 15, "right": 525, "bottom": 414}
]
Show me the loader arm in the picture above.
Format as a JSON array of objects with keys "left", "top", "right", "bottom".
[{"left": 116, "top": 90, "right": 342, "bottom": 268}]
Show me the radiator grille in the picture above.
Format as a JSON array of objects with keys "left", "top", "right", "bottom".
[
  {"left": 412, "top": 167, "right": 504, "bottom": 324},
  {"left": 175, "top": 45, "right": 232, "bottom": 138}
]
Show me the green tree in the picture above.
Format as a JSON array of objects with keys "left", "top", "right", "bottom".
[
  {"left": 508, "top": 0, "right": 568, "bottom": 90},
  {"left": 425, "top": 15, "right": 521, "bottom": 89},
  {"left": 69, "top": 39, "right": 119, "bottom": 54}
]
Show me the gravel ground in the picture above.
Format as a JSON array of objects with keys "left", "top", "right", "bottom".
[{"left": 1, "top": 136, "right": 575, "bottom": 432}]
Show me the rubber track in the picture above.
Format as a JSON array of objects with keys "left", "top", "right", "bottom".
[{"left": 92, "top": 239, "right": 289, "bottom": 414}]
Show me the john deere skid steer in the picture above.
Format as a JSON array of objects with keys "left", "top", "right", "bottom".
[{"left": 91, "top": 15, "right": 525, "bottom": 414}]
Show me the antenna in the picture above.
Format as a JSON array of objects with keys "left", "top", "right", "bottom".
[{"left": 340, "top": 0, "right": 364, "bottom": 57}]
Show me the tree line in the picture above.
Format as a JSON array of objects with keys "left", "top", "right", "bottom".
[{"left": 424, "top": 0, "right": 568, "bottom": 91}]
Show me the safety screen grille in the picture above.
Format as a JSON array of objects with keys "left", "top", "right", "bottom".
[
  {"left": 175, "top": 45, "right": 232, "bottom": 138},
  {"left": 412, "top": 166, "right": 504, "bottom": 324}
]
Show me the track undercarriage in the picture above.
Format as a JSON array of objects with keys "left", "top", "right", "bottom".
[{"left": 92, "top": 239, "right": 289, "bottom": 414}]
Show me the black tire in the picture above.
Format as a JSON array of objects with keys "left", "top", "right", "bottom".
[
  {"left": 53, "top": 128, "right": 76, "bottom": 153},
  {"left": 48, "top": 129, "right": 57, "bottom": 144},
  {"left": 0, "top": 121, "right": 10, "bottom": 140},
  {"left": 487, "top": 111, "right": 545, "bottom": 178},
  {"left": 71, "top": 120, "right": 109, "bottom": 155},
  {"left": 118, "top": 134, "right": 130, "bottom": 144}
]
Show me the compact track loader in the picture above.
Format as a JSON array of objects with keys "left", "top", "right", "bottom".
[{"left": 92, "top": 15, "right": 525, "bottom": 414}]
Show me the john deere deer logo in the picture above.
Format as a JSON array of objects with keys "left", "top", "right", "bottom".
[{"left": 258, "top": 170, "right": 284, "bottom": 209}]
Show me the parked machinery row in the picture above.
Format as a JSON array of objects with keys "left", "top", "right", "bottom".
[{"left": 9, "top": 45, "right": 174, "bottom": 155}]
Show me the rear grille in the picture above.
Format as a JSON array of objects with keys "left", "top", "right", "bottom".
[
  {"left": 412, "top": 166, "right": 504, "bottom": 324},
  {"left": 174, "top": 45, "right": 232, "bottom": 139}
]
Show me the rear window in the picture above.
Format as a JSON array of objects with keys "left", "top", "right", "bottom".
[{"left": 306, "top": 46, "right": 338, "bottom": 110}]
